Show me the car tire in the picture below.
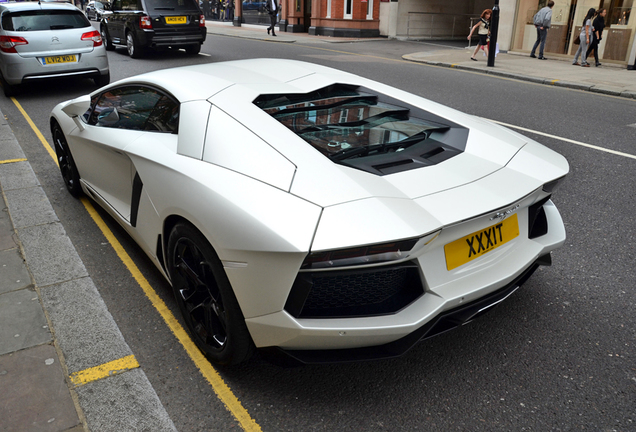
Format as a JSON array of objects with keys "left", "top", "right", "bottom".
[
  {"left": 101, "top": 27, "right": 115, "bottom": 51},
  {"left": 2, "top": 82, "right": 18, "bottom": 98},
  {"left": 167, "top": 222, "right": 255, "bottom": 366},
  {"left": 126, "top": 31, "right": 144, "bottom": 59},
  {"left": 52, "top": 122, "right": 82, "bottom": 198},
  {"left": 185, "top": 44, "right": 201, "bottom": 55},
  {"left": 94, "top": 72, "right": 110, "bottom": 87}
]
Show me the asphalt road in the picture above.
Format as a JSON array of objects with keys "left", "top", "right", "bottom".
[{"left": 2, "top": 28, "right": 635, "bottom": 431}]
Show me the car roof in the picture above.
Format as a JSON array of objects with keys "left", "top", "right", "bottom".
[
  {"left": 108, "top": 59, "right": 358, "bottom": 103},
  {"left": 0, "top": 1, "right": 81, "bottom": 12}
]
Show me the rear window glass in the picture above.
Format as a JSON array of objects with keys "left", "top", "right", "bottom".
[
  {"left": 2, "top": 10, "right": 90, "bottom": 31},
  {"left": 254, "top": 84, "right": 469, "bottom": 176},
  {"left": 145, "top": 0, "right": 200, "bottom": 11}
]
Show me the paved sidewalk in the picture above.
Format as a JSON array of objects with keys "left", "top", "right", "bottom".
[
  {"left": 1, "top": 21, "right": 634, "bottom": 432},
  {"left": 402, "top": 48, "right": 636, "bottom": 99}
]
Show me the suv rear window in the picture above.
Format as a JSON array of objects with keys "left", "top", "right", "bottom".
[
  {"left": 254, "top": 84, "right": 469, "bottom": 176},
  {"left": 1, "top": 10, "right": 90, "bottom": 31},
  {"left": 145, "top": 0, "right": 200, "bottom": 12}
]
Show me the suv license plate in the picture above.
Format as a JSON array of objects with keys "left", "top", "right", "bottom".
[
  {"left": 444, "top": 213, "right": 519, "bottom": 271},
  {"left": 165, "top": 16, "right": 187, "bottom": 24},
  {"left": 42, "top": 55, "right": 77, "bottom": 65}
]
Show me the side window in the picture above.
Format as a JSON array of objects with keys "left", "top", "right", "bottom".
[
  {"left": 121, "top": 0, "right": 138, "bottom": 10},
  {"left": 88, "top": 86, "right": 179, "bottom": 133},
  {"left": 145, "top": 96, "right": 179, "bottom": 133},
  {"left": 111, "top": 0, "right": 122, "bottom": 10},
  {"left": 82, "top": 93, "right": 100, "bottom": 122}
]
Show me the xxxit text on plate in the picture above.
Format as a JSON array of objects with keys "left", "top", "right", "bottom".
[{"left": 444, "top": 213, "right": 519, "bottom": 271}]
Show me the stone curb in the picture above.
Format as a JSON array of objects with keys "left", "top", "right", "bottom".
[{"left": 402, "top": 55, "right": 636, "bottom": 100}]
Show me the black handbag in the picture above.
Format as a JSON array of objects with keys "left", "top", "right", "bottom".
[{"left": 573, "top": 35, "right": 580, "bottom": 45}]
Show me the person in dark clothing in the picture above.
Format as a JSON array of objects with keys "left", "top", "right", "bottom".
[
  {"left": 586, "top": 8, "right": 607, "bottom": 67},
  {"left": 265, "top": 0, "right": 278, "bottom": 36}
]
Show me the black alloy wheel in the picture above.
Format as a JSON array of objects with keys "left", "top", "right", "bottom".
[
  {"left": 167, "top": 222, "right": 254, "bottom": 365},
  {"left": 52, "top": 123, "right": 82, "bottom": 197}
]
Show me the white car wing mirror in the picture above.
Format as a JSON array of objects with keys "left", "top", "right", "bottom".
[{"left": 61, "top": 95, "right": 91, "bottom": 131}]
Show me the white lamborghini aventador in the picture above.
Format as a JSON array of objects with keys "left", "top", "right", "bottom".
[{"left": 50, "top": 59, "right": 568, "bottom": 366}]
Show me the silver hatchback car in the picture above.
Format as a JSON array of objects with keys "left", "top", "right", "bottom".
[{"left": 0, "top": 1, "right": 109, "bottom": 97}]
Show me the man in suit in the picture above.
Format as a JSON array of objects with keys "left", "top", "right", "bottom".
[{"left": 266, "top": 0, "right": 278, "bottom": 36}]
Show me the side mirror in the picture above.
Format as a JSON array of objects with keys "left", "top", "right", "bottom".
[
  {"left": 61, "top": 94, "right": 91, "bottom": 131},
  {"left": 61, "top": 95, "right": 91, "bottom": 118}
]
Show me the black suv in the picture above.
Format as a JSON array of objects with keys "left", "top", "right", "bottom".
[{"left": 100, "top": 0, "right": 206, "bottom": 58}]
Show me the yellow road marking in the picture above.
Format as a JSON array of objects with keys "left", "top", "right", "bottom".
[
  {"left": 70, "top": 354, "right": 140, "bottom": 387},
  {"left": 10, "top": 97, "right": 57, "bottom": 162},
  {"left": 81, "top": 198, "right": 262, "bottom": 431},
  {"left": 11, "top": 98, "right": 262, "bottom": 432},
  {"left": 0, "top": 158, "right": 27, "bottom": 164}
]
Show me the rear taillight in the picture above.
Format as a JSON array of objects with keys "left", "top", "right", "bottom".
[
  {"left": 199, "top": 14, "right": 205, "bottom": 27},
  {"left": 0, "top": 36, "right": 28, "bottom": 53},
  {"left": 81, "top": 30, "right": 103, "bottom": 47},
  {"left": 140, "top": 15, "right": 153, "bottom": 29}
]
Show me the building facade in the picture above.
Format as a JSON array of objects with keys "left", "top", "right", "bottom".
[{"left": 237, "top": 0, "right": 636, "bottom": 66}]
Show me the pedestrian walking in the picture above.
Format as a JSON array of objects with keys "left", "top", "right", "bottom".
[
  {"left": 530, "top": 0, "right": 554, "bottom": 60},
  {"left": 266, "top": 0, "right": 278, "bottom": 36},
  {"left": 573, "top": 8, "right": 596, "bottom": 67},
  {"left": 585, "top": 8, "right": 607, "bottom": 67},
  {"left": 468, "top": 9, "right": 491, "bottom": 61}
]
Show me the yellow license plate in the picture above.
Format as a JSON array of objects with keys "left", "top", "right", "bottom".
[
  {"left": 444, "top": 213, "right": 519, "bottom": 271},
  {"left": 44, "top": 55, "right": 77, "bottom": 65},
  {"left": 165, "top": 16, "right": 187, "bottom": 24}
]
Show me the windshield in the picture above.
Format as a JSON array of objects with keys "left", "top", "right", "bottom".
[
  {"left": 254, "top": 84, "right": 467, "bottom": 175},
  {"left": 1, "top": 10, "right": 90, "bottom": 31}
]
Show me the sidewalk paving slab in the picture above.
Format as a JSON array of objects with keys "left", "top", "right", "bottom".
[{"left": 0, "top": 344, "right": 81, "bottom": 432}]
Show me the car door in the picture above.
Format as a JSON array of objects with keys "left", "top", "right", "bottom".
[
  {"left": 68, "top": 85, "right": 179, "bottom": 223},
  {"left": 105, "top": 0, "right": 127, "bottom": 43}
]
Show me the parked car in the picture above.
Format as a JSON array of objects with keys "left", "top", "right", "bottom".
[
  {"left": 0, "top": 1, "right": 109, "bottom": 97},
  {"left": 100, "top": 0, "right": 206, "bottom": 58},
  {"left": 50, "top": 59, "right": 568, "bottom": 366},
  {"left": 241, "top": 0, "right": 265, "bottom": 11},
  {"left": 85, "top": 1, "right": 110, "bottom": 21}
]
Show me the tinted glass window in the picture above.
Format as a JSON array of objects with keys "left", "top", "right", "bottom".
[
  {"left": 2, "top": 10, "right": 90, "bottom": 31},
  {"left": 146, "top": 0, "right": 200, "bottom": 12},
  {"left": 89, "top": 86, "right": 179, "bottom": 132},
  {"left": 121, "top": 0, "right": 142, "bottom": 10},
  {"left": 254, "top": 84, "right": 468, "bottom": 176}
]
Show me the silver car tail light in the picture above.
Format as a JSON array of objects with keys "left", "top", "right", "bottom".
[
  {"left": 80, "top": 30, "right": 103, "bottom": 47},
  {"left": 0, "top": 36, "right": 28, "bottom": 53}
]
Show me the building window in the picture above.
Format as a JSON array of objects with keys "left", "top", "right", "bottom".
[
  {"left": 366, "top": 0, "right": 373, "bottom": 20},
  {"left": 344, "top": 0, "right": 352, "bottom": 18}
]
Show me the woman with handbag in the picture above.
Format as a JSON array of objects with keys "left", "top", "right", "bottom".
[{"left": 572, "top": 8, "right": 596, "bottom": 67}]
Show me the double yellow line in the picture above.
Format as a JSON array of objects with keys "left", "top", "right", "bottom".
[{"left": 10, "top": 97, "right": 262, "bottom": 432}]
